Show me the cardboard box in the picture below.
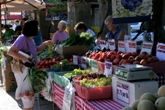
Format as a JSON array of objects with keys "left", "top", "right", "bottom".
[
  {"left": 5, "top": 79, "right": 17, "bottom": 92},
  {"left": 56, "top": 45, "right": 89, "bottom": 55}
]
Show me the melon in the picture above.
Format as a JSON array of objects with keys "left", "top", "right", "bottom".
[
  {"left": 154, "top": 93, "right": 159, "bottom": 99},
  {"left": 122, "top": 106, "right": 134, "bottom": 110},
  {"left": 158, "top": 85, "right": 165, "bottom": 97},
  {"left": 155, "top": 97, "right": 165, "bottom": 110},
  {"left": 137, "top": 100, "right": 155, "bottom": 110},
  {"left": 140, "top": 92, "right": 157, "bottom": 103},
  {"left": 130, "top": 100, "right": 139, "bottom": 110}
]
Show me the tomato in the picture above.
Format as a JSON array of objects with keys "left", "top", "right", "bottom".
[
  {"left": 45, "top": 61, "right": 49, "bottom": 65},
  {"left": 69, "top": 58, "right": 73, "bottom": 62}
]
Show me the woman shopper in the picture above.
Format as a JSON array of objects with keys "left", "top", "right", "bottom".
[
  {"left": 7, "top": 20, "right": 52, "bottom": 110},
  {"left": 74, "top": 22, "right": 96, "bottom": 40},
  {"left": 52, "top": 20, "right": 69, "bottom": 43},
  {"left": 96, "top": 15, "right": 126, "bottom": 50}
]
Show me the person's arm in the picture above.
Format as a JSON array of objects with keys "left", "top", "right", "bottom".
[
  {"left": 7, "top": 46, "right": 30, "bottom": 63},
  {"left": 37, "top": 40, "right": 53, "bottom": 53},
  {"left": 117, "top": 29, "right": 126, "bottom": 40}
]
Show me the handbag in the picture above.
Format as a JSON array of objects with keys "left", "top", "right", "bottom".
[{"left": 11, "top": 37, "right": 33, "bottom": 74}]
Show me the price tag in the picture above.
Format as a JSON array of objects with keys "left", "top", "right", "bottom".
[
  {"left": 91, "top": 59, "right": 98, "bottom": 72},
  {"left": 117, "top": 82, "right": 129, "bottom": 104},
  {"left": 141, "top": 42, "right": 153, "bottom": 54},
  {"left": 126, "top": 41, "right": 137, "bottom": 53},
  {"left": 118, "top": 41, "right": 126, "bottom": 53},
  {"left": 81, "top": 57, "right": 87, "bottom": 69},
  {"left": 108, "top": 39, "right": 115, "bottom": 50},
  {"left": 104, "top": 61, "right": 113, "bottom": 77},
  {"left": 73, "top": 55, "right": 78, "bottom": 65},
  {"left": 156, "top": 42, "right": 165, "bottom": 61},
  {"left": 99, "top": 40, "right": 106, "bottom": 50}
]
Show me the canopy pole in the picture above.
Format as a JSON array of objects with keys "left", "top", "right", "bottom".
[{"left": 0, "top": 4, "right": 2, "bottom": 42}]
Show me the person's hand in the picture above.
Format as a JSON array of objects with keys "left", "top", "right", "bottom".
[
  {"left": 95, "top": 39, "right": 100, "bottom": 45},
  {"left": 43, "top": 40, "right": 53, "bottom": 46}
]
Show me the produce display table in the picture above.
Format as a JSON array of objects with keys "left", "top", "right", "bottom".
[{"left": 53, "top": 83, "right": 124, "bottom": 110}]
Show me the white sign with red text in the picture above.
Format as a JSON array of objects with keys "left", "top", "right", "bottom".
[
  {"left": 73, "top": 55, "right": 78, "bottom": 65},
  {"left": 118, "top": 41, "right": 126, "bottom": 53},
  {"left": 141, "top": 42, "right": 153, "bottom": 54},
  {"left": 99, "top": 40, "right": 106, "bottom": 50},
  {"left": 104, "top": 61, "right": 113, "bottom": 77},
  {"left": 81, "top": 57, "right": 87, "bottom": 69},
  {"left": 156, "top": 43, "right": 165, "bottom": 61},
  {"left": 117, "top": 82, "right": 129, "bottom": 104},
  {"left": 108, "top": 39, "right": 116, "bottom": 50},
  {"left": 126, "top": 41, "right": 137, "bottom": 53}
]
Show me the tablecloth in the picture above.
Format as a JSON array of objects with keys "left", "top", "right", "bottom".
[{"left": 53, "top": 83, "right": 124, "bottom": 110}]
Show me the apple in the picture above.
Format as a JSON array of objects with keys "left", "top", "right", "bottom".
[
  {"left": 135, "top": 56, "right": 142, "bottom": 61},
  {"left": 117, "top": 51, "right": 123, "bottom": 55},
  {"left": 116, "top": 54, "right": 122, "bottom": 60},
  {"left": 111, "top": 54, "right": 116, "bottom": 61},
  {"left": 140, "top": 59, "right": 148, "bottom": 65},
  {"left": 105, "top": 57, "right": 112, "bottom": 62},
  {"left": 132, "top": 52, "right": 138, "bottom": 57},
  {"left": 141, "top": 51, "right": 148, "bottom": 56},
  {"left": 98, "top": 57, "right": 104, "bottom": 62},
  {"left": 148, "top": 57, "right": 154, "bottom": 63},
  {"left": 139, "top": 54, "right": 146, "bottom": 59},
  {"left": 126, "top": 52, "right": 132, "bottom": 57},
  {"left": 113, "top": 58, "right": 120, "bottom": 65},
  {"left": 128, "top": 56, "right": 134, "bottom": 61},
  {"left": 133, "top": 61, "right": 140, "bottom": 64},
  {"left": 153, "top": 57, "right": 159, "bottom": 62},
  {"left": 122, "top": 54, "right": 129, "bottom": 59},
  {"left": 146, "top": 54, "right": 152, "bottom": 58},
  {"left": 129, "top": 59, "right": 135, "bottom": 64}
]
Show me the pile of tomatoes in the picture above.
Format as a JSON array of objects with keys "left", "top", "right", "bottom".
[{"left": 36, "top": 58, "right": 64, "bottom": 69}]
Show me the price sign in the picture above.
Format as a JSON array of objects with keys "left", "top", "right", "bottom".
[
  {"left": 156, "top": 42, "right": 165, "bottom": 61},
  {"left": 118, "top": 41, "right": 126, "bottom": 53},
  {"left": 99, "top": 40, "right": 106, "bottom": 50},
  {"left": 108, "top": 39, "right": 115, "bottom": 50},
  {"left": 104, "top": 61, "right": 113, "bottom": 77},
  {"left": 91, "top": 59, "right": 98, "bottom": 72},
  {"left": 73, "top": 55, "right": 78, "bottom": 65},
  {"left": 124, "top": 35, "right": 131, "bottom": 42},
  {"left": 81, "top": 57, "right": 87, "bottom": 69},
  {"left": 126, "top": 41, "right": 137, "bottom": 53},
  {"left": 117, "top": 82, "right": 129, "bottom": 104},
  {"left": 141, "top": 42, "right": 153, "bottom": 54}
]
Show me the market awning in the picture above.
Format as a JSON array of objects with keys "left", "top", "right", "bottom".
[
  {"left": 0, "top": 0, "right": 45, "bottom": 12},
  {"left": 1, "top": 14, "right": 22, "bottom": 20}
]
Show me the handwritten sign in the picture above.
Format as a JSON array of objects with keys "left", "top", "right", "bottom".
[
  {"left": 104, "top": 61, "right": 113, "bottom": 77},
  {"left": 141, "top": 42, "right": 153, "bottom": 54},
  {"left": 126, "top": 41, "right": 137, "bottom": 53},
  {"left": 91, "top": 59, "right": 98, "bottom": 72},
  {"left": 118, "top": 41, "right": 126, "bottom": 53},
  {"left": 117, "top": 82, "right": 129, "bottom": 104},
  {"left": 99, "top": 40, "right": 106, "bottom": 50},
  {"left": 73, "top": 55, "right": 78, "bottom": 65},
  {"left": 156, "top": 43, "right": 165, "bottom": 61},
  {"left": 108, "top": 39, "right": 116, "bottom": 50},
  {"left": 81, "top": 57, "right": 87, "bottom": 69}
]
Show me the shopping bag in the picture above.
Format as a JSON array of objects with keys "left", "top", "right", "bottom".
[
  {"left": 62, "top": 83, "right": 75, "bottom": 110},
  {"left": 15, "top": 68, "right": 34, "bottom": 102},
  {"left": 42, "top": 73, "right": 53, "bottom": 102}
]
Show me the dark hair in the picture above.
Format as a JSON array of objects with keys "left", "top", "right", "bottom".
[
  {"left": 15, "top": 25, "right": 22, "bottom": 33},
  {"left": 23, "top": 20, "right": 38, "bottom": 37},
  {"left": 74, "top": 22, "right": 88, "bottom": 31},
  {"left": 4, "top": 25, "right": 9, "bottom": 29},
  {"left": 23, "top": 18, "right": 28, "bottom": 21}
]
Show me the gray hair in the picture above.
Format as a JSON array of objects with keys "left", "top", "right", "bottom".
[
  {"left": 58, "top": 20, "right": 67, "bottom": 28},
  {"left": 104, "top": 15, "right": 113, "bottom": 24}
]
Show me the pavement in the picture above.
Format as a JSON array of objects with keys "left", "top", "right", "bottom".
[{"left": 0, "top": 84, "right": 60, "bottom": 110}]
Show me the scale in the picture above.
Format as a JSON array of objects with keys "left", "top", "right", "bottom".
[{"left": 114, "top": 64, "right": 158, "bottom": 81}]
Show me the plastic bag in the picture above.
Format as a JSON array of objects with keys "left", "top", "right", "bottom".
[
  {"left": 15, "top": 68, "right": 34, "bottom": 101},
  {"left": 62, "top": 83, "right": 75, "bottom": 110},
  {"left": 1, "top": 52, "right": 6, "bottom": 70},
  {"left": 42, "top": 73, "right": 53, "bottom": 102}
]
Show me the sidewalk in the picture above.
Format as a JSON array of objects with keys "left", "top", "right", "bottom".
[{"left": 0, "top": 86, "right": 59, "bottom": 110}]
